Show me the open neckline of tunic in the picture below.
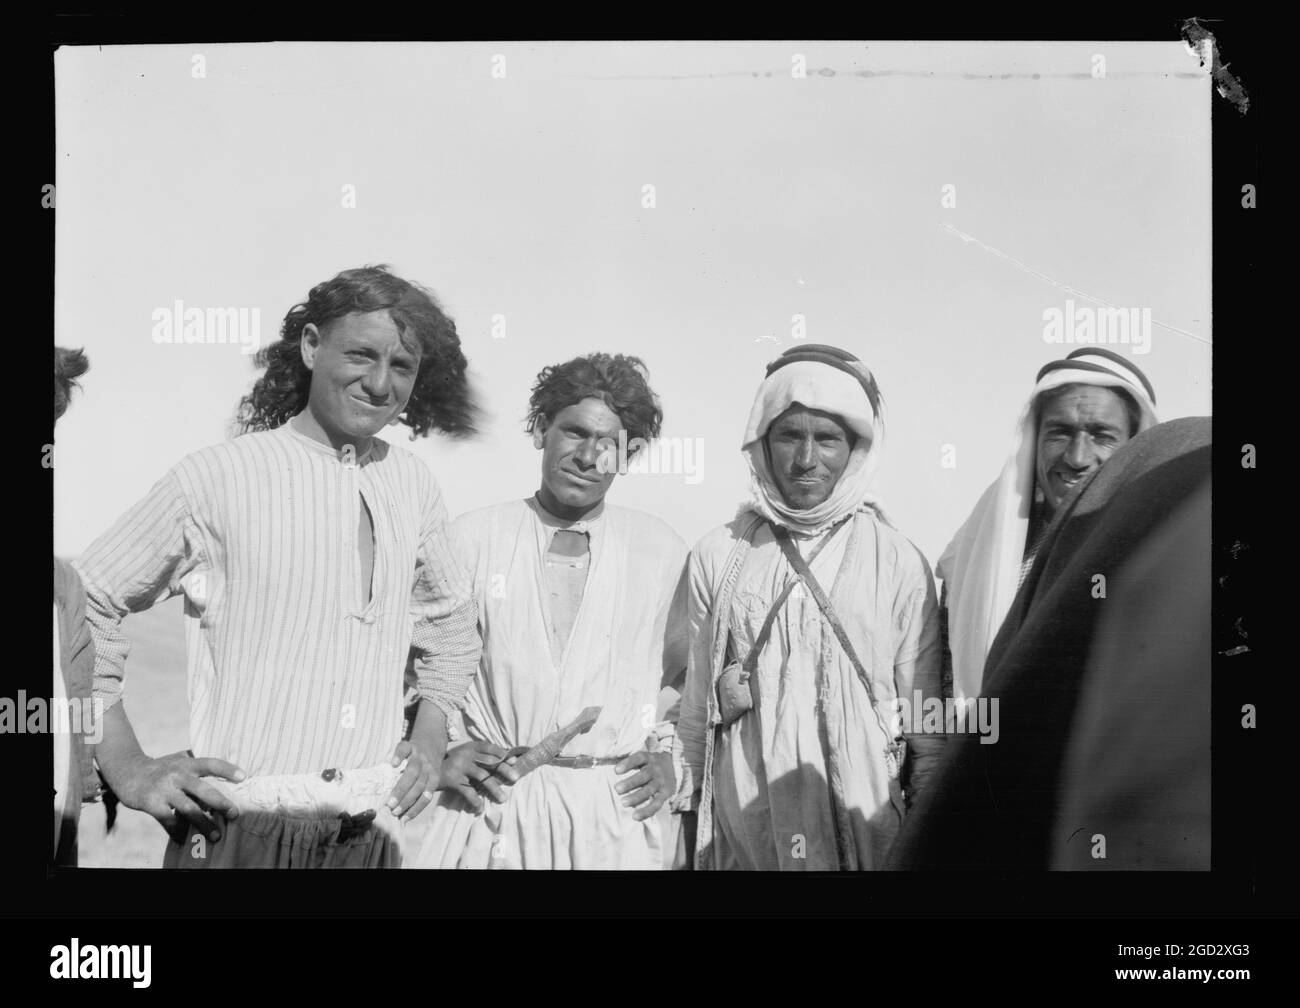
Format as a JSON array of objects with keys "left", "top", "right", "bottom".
[
  {"left": 284, "top": 415, "right": 379, "bottom": 465},
  {"left": 523, "top": 495, "right": 609, "bottom": 678}
]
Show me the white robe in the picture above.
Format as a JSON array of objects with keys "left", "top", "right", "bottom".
[
  {"left": 675, "top": 510, "right": 941, "bottom": 870},
  {"left": 412, "top": 498, "right": 688, "bottom": 869}
]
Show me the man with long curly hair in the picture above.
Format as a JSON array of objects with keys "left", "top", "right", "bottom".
[
  {"left": 411, "top": 353, "right": 688, "bottom": 869},
  {"left": 75, "top": 266, "right": 482, "bottom": 868}
]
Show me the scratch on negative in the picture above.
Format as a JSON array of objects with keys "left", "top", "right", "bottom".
[
  {"left": 568, "top": 69, "right": 1205, "bottom": 82},
  {"left": 941, "top": 222, "right": 1210, "bottom": 347}
]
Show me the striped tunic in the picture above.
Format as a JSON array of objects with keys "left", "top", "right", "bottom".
[{"left": 74, "top": 420, "right": 480, "bottom": 778}]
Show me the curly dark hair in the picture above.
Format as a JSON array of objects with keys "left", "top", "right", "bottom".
[
  {"left": 525, "top": 353, "right": 663, "bottom": 448},
  {"left": 55, "top": 346, "right": 90, "bottom": 421},
  {"left": 234, "top": 265, "right": 480, "bottom": 439}
]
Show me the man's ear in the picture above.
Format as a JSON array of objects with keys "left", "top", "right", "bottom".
[
  {"left": 531, "top": 418, "right": 548, "bottom": 450},
  {"left": 301, "top": 323, "right": 322, "bottom": 370}
]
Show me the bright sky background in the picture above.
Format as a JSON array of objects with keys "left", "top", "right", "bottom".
[{"left": 54, "top": 41, "right": 1211, "bottom": 566}]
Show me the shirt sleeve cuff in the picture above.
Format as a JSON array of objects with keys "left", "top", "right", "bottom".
[{"left": 426, "top": 692, "right": 466, "bottom": 724}]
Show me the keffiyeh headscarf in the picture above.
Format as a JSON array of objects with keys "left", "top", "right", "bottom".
[
  {"left": 938, "top": 347, "right": 1159, "bottom": 701},
  {"left": 741, "top": 344, "right": 891, "bottom": 536}
]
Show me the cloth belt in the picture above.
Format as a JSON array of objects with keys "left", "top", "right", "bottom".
[{"left": 547, "top": 755, "right": 629, "bottom": 768}]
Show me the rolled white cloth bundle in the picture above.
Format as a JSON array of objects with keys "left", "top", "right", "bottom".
[{"left": 206, "top": 762, "right": 403, "bottom": 819}]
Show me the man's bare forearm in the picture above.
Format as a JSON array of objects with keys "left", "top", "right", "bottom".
[
  {"left": 93, "top": 702, "right": 149, "bottom": 794},
  {"left": 408, "top": 699, "right": 449, "bottom": 771}
]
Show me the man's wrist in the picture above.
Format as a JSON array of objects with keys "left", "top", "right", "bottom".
[
  {"left": 408, "top": 700, "right": 449, "bottom": 766},
  {"left": 97, "top": 749, "right": 149, "bottom": 804}
]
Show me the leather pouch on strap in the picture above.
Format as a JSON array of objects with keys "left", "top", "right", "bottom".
[{"left": 715, "top": 660, "right": 754, "bottom": 730}]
